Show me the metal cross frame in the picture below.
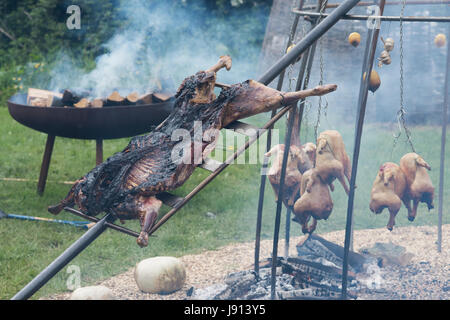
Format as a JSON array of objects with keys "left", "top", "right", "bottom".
[
  {"left": 14, "top": 0, "right": 449, "bottom": 301},
  {"left": 255, "top": 0, "right": 449, "bottom": 300}
]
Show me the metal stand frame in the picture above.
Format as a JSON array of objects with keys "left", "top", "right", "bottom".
[
  {"left": 256, "top": 0, "right": 449, "bottom": 300},
  {"left": 437, "top": 24, "right": 449, "bottom": 253},
  {"left": 37, "top": 136, "right": 103, "bottom": 195},
  {"left": 11, "top": 0, "right": 361, "bottom": 300},
  {"left": 13, "top": 0, "right": 447, "bottom": 301}
]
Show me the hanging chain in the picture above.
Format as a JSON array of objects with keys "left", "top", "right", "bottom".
[
  {"left": 314, "top": 38, "right": 324, "bottom": 142},
  {"left": 314, "top": 0, "right": 329, "bottom": 142},
  {"left": 303, "top": 100, "right": 313, "bottom": 142},
  {"left": 287, "top": 64, "right": 295, "bottom": 92},
  {"left": 392, "top": 0, "right": 416, "bottom": 156}
]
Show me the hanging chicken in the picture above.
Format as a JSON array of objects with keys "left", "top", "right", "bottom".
[
  {"left": 369, "top": 162, "right": 408, "bottom": 231},
  {"left": 399, "top": 153, "right": 435, "bottom": 222},
  {"left": 314, "top": 130, "right": 352, "bottom": 195},
  {"left": 265, "top": 144, "right": 305, "bottom": 208},
  {"left": 293, "top": 168, "right": 333, "bottom": 234},
  {"left": 265, "top": 106, "right": 312, "bottom": 208}
]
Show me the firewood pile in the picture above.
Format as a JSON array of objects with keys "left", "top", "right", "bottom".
[
  {"left": 27, "top": 88, "right": 172, "bottom": 108},
  {"left": 188, "top": 234, "right": 376, "bottom": 300}
]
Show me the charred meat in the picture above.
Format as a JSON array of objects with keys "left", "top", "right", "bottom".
[{"left": 48, "top": 56, "right": 337, "bottom": 247}]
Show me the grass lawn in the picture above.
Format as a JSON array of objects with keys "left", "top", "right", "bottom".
[{"left": 0, "top": 105, "right": 449, "bottom": 300}]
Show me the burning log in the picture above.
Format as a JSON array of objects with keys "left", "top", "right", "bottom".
[
  {"left": 29, "top": 87, "right": 171, "bottom": 108},
  {"left": 27, "top": 88, "right": 62, "bottom": 107},
  {"left": 91, "top": 98, "right": 104, "bottom": 108},
  {"left": 106, "top": 91, "right": 126, "bottom": 106},
  {"left": 61, "top": 89, "right": 85, "bottom": 106},
  {"left": 296, "top": 233, "right": 367, "bottom": 273},
  {"left": 125, "top": 92, "right": 139, "bottom": 105},
  {"left": 189, "top": 257, "right": 359, "bottom": 300},
  {"left": 152, "top": 92, "right": 171, "bottom": 103},
  {"left": 48, "top": 55, "right": 337, "bottom": 247},
  {"left": 137, "top": 93, "right": 153, "bottom": 105},
  {"left": 73, "top": 98, "right": 90, "bottom": 108}
]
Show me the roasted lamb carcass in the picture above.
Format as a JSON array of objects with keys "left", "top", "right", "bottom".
[{"left": 48, "top": 56, "right": 337, "bottom": 247}]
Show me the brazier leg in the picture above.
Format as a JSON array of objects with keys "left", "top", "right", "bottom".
[
  {"left": 96, "top": 139, "right": 103, "bottom": 165},
  {"left": 37, "top": 135, "right": 55, "bottom": 195}
]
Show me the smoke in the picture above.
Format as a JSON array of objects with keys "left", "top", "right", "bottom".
[{"left": 48, "top": 0, "right": 270, "bottom": 98}]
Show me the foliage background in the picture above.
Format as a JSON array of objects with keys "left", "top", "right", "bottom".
[{"left": 0, "top": 0, "right": 274, "bottom": 105}]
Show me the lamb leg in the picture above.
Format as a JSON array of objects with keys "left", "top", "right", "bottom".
[
  {"left": 136, "top": 196, "right": 162, "bottom": 247},
  {"left": 222, "top": 83, "right": 337, "bottom": 127},
  {"left": 281, "top": 84, "right": 337, "bottom": 105},
  {"left": 206, "top": 55, "right": 232, "bottom": 73},
  {"left": 48, "top": 179, "right": 82, "bottom": 215}
]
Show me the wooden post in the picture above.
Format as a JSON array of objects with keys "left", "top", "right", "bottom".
[{"left": 37, "top": 135, "right": 55, "bottom": 195}]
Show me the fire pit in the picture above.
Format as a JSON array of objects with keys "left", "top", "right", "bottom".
[
  {"left": 188, "top": 234, "right": 374, "bottom": 300},
  {"left": 7, "top": 93, "right": 174, "bottom": 194}
]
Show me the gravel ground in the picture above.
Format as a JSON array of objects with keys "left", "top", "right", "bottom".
[{"left": 44, "top": 224, "right": 449, "bottom": 300}]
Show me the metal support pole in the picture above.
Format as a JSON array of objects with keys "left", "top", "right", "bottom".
[
  {"left": 303, "top": 0, "right": 450, "bottom": 10},
  {"left": 268, "top": 0, "right": 330, "bottom": 298},
  {"left": 254, "top": 113, "right": 276, "bottom": 276},
  {"left": 11, "top": 213, "right": 113, "bottom": 300},
  {"left": 292, "top": 10, "right": 450, "bottom": 23},
  {"left": 437, "top": 25, "right": 450, "bottom": 253},
  {"left": 258, "top": 0, "right": 361, "bottom": 86},
  {"left": 270, "top": 102, "right": 297, "bottom": 299},
  {"left": 341, "top": 0, "right": 386, "bottom": 300},
  {"left": 254, "top": 0, "right": 305, "bottom": 276},
  {"left": 284, "top": 207, "right": 292, "bottom": 258},
  {"left": 283, "top": 0, "right": 327, "bottom": 262}
]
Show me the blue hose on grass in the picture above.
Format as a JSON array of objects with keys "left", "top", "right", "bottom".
[{"left": 0, "top": 209, "right": 94, "bottom": 229}]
